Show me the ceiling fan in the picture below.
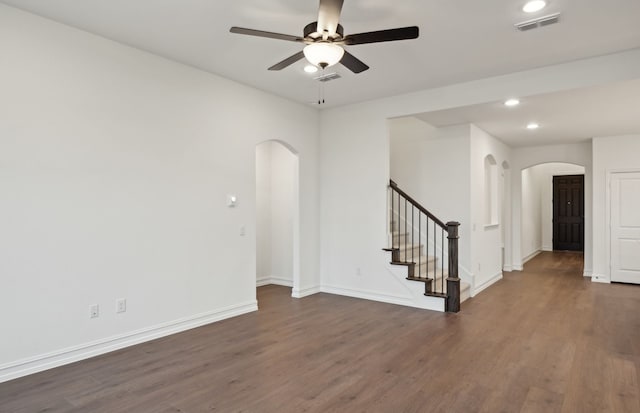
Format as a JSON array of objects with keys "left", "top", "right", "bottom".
[{"left": 230, "top": 0, "right": 419, "bottom": 74}]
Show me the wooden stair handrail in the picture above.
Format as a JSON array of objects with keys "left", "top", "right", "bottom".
[{"left": 389, "top": 180, "right": 447, "bottom": 229}]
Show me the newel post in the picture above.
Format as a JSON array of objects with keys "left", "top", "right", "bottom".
[{"left": 446, "top": 222, "right": 461, "bottom": 313}]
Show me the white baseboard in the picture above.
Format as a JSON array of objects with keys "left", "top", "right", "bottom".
[
  {"left": 542, "top": 246, "right": 553, "bottom": 252},
  {"left": 473, "top": 272, "right": 503, "bottom": 296},
  {"left": 270, "top": 277, "right": 293, "bottom": 287},
  {"left": 256, "top": 276, "right": 293, "bottom": 288},
  {"left": 320, "top": 285, "right": 444, "bottom": 312},
  {"left": 256, "top": 277, "right": 271, "bottom": 287},
  {"left": 0, "top": 301, "right": 257, "bottom": 384},
  {"left": 583, "top": 269, "right": 593, "bottom": 277},
  {"left": 291, "top": 285, "right": 321, "bottom": 298},
  {"left": 321, "top": 285, "right": 414, "bottom": 307},
  {"left": 591, "top": 274, "right": 611, "bottom": 284},
  {"left": 503, "top": 265, "right": 513, "bottom": 272},
  {"left": 522, "top": 249, "right": 542, "bottom": 265},
  {"left": 513, "top": 265, "right": 524, "bottom": 271}
]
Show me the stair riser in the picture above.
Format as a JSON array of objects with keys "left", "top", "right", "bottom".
[
  {"left": 395, "top": 245, "right": 423, "bottom": 260},
  {"left": 392, "top": 254, "right": 439, "bottom": 274},
  {"left": 391, "top": 233, "right": 412, "bottom": 244},
  {"left": 425, "top": 279, "right": 447, "bottom": 294},
  {"left": 385, "top": 243, "right": 469, "bottom": 308},
  {"left": 418, "top": 268, "right": 446, "bottom": 279},
  {"left": 425, "top": 280, "right": 471, "bottom": 299},
  {"left": 391, "top": 236, "right": 444, "bottom": 259}
]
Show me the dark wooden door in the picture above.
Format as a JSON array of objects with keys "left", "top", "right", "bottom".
[{"left": 553, "top": 175, "right": 584, "bottom": 251}]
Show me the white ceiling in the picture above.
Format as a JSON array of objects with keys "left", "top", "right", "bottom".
[
  {"left": 3, "top": 0, "right": 640, "bottom": 108},
  {"left": 415, "top": 78, "right": 640, "bottom": 147}
]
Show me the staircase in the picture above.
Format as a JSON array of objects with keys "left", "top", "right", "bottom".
[{"left": 384, "top": 180, "right": 470, "bottom": 312}]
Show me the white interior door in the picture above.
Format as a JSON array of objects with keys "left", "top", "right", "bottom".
[{"left": 611, "top": 171, "right": 640, "bottom": 284}]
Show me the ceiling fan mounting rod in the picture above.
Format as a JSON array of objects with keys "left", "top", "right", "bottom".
[{"left": 303, "top": 21, "right": 344, "bottom": 41}]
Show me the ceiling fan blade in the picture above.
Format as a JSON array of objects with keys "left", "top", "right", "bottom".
[
  {"left": 268, "top": 51, "right": 306, "bottom": 71},
  {"left": 230, "top": 27, "right": 304, "bottom": 43},
  {"left": 317, "top": 0, "right": 344, "bottom": 36},
  {"left": 340, "top": 50, "right": 369, "bottom": 74},
  {"left": 343, "top": 26, "right": 419, "bottom": 45}
]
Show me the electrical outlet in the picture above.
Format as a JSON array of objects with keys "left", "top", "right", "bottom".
[
  {"left": 90, "top": 304, "right": 99, "bottom": 319},
  {"left": 116, "top": 298, "right": 126, "bottom": 314},
  {"left": 356, "top": 267, "right": 362, "bottom": 276},
  {"left": 239, "top": 225, "right": 246, "bottom": 236}
]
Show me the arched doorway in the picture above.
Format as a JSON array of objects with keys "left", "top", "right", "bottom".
[
  {"left": 519, "top": 162, "right": 586, "bottom": 267},
  {"left": 255, "top": 140, "right": 300, "bottom": 296}
]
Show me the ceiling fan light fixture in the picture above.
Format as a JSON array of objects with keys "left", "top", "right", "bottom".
[
  {"left": 523, "top": 1, "right": 547, "bottom": 13},
  {"left": 303, "top": 42, "right": 345, "bottom": 68}
]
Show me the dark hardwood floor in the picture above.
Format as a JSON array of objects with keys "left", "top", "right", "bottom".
[{"left": 1, "top": 252, "right": 639, "bottom": 412}]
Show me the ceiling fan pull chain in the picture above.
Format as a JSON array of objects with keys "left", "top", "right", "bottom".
[{"left": 317, "top": 67, "right": 326, "bottom": 105}]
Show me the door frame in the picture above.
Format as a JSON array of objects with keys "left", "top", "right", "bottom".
[
  {"left": 606, "top": 168, "right": 640, "bottom": 283},
  {"left": 255, "top": 139, "right": 301, "bottom": 297},
  {"left": 552, "top": 174, "right": 585, "bottom": 251}
]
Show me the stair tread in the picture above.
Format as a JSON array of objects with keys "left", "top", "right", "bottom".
[
  {"left": 395, "top": 243, "right": 422, "bottom": 251},
  {"left": 406, "top": 275, "right": 471, "bottom": 290},
  {"left": 424, "top": 292, "right": 447, "bottom": 298},
  {"left": 386, "top": 243, "right": 470, "bottom": 305},
  {"left": 389, "top": 255, "right": 436, "bottom": 263},
  {"left": 391, "top": 261, "right": 416, "bottom": 267},
  {"left": 405, "top": 276, "right": 433, "bottom": 283}
]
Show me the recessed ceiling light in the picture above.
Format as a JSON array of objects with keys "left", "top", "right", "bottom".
[
  {"left": 523, "top": 1, "right": 547, "bottom": 13},
  {"left": 527, "top": 122, "right": 540, "bottom": 130},
  {"left": 504, "top": 99, "right": 520, "bottom": 107},
  {"left": 304, "top": 64, "right": 318, "bottom": 73}
]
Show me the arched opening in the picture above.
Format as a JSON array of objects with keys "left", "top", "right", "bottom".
[
  {"left": 519, "top": 162, "right": 585, "bottom": 267},
  {"left": 255, "top": 140, "right": 300, "bottom": 296}
]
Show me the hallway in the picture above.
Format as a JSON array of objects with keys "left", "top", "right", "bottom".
[
  {"left": 461, "top": 251, "right": 640, "bottom": 412},
  {"left": 1, "top": 253, "right": 639, "bottom": 412}
]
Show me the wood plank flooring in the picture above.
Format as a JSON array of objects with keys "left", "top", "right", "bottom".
[{"left": 1, "top": 251, "right": 639, "bottom": 412}]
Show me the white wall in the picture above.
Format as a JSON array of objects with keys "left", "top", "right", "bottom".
[
  {"left": 256, "top": 143, "right": 272, "bottom": 282},
  {"left": 389, "top": 121, "right": 471, "bottom": 279},
  {"left": 520, "top": 166, "right": 544, "bottom": 261},
  {"left": 512, "top": 143, "right": 592, "bottom": 273},
  {"left": 469, "top": 125, "right": 511, "bottom": 293},
  {"left": 255, "top": 142, "right": 296, "bottom": 286},
  {"left": 592, "top": 135, "right": 640, "bottom": 282},
  {"left": 0, "top": 5, "right": 319, "bottom": 382},
  {"left": 357, "top": 119, "right": 509, "bottom": 297},
  {"left": 500, "top": 161, "right": 512, "bottom": 270},
  {"left": 320, "top": 47, "right": 640, "bottom": 307},
  {"left": 388, "top": 117, "right": 436, "bottom": 197},
  {"left": 269, "top": 143, "right": 296, "bottom": 284},
  {"left": 424, "top": 125, "right": 472, "bottom": 229},
  {"left": 389, "top": 121, "right": 470, "bottom": 242}
]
